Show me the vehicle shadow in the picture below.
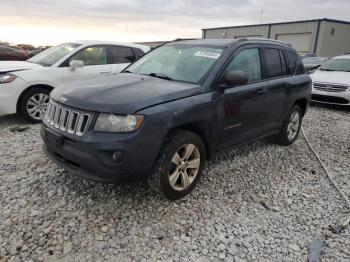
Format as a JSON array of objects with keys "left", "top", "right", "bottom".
[
  {"left": 0, "top": 114, "right": 32, "bottom": 127},
  {"left": 310, "top": 102, "right": 350, "bottom": 112}
]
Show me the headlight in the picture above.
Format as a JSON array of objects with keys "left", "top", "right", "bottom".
[
  {"left": 94, "top": 114, "right": 145, "bottom": 133},
  {"left": 0, "top": 74, "right": 17, "bottom": 84}
]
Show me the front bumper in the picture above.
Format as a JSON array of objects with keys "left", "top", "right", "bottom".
[
  {"left": 41, "top": 123, "right": 162, "bottom": 183},
  {"left": 0, "top": 78, "right": 27, "bottom": 116},
  {"left": 311, "top": 88, "right": 350, "bottom": 106}
]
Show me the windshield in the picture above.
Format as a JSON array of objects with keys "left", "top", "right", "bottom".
[
  {"left": 28, "top": 43, "right": 81, "bottom": 66},
  {"left": 303, "top": 57, "right": 326, "bottom": 65},
  {"left": 319, "top": 58, "right": 350, "bottom": 72},
  {"left": 126, "top": 44, "right": 224, "bottom": 84}
]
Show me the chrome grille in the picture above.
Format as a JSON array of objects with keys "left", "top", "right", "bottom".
[
  {"left": 44, "top": 100, "right": 91, "bottom": 136},
  {"left": 314, "top": 82, "right": 349, "bottom": 93}
]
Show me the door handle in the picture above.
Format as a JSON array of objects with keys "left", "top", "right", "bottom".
[
  {"left": 100, "top": 71, "right": 110, "bottom": 75},
  {"left": 256, "top": 88, "right": 267, "bottom": 94}
]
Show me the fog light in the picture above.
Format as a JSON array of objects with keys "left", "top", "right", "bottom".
[{"left": 112, "top": 150, "right": 123, "bottom": 162}]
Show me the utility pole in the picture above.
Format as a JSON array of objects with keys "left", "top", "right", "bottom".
[{"left": 260, "top": 9, "right": 263, "bottom": 24}]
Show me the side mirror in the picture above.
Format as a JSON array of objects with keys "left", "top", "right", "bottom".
[
  {"left": 222, "top": 70, "right": 249, "bottom": 87},
  {"left": 69, "top": 60, "right": 84, "bottom": 71}
]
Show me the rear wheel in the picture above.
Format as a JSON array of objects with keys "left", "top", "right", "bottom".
[
  {"left": 20, "top": 87, "right": 51, "bottom": 123},
  {"left": 149, "top": 130, "right": 206, "bottom": 200},
  {"left": 275, "top": 105, "right": 302, "bottom": 146}
]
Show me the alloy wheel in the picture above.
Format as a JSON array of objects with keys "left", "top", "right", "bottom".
[
  {"left": 287, "top": 111, "right": 300, "bottom": 140},
  {"left": 168, "top": 144, "right": 201, "bottom": 191},
  {"left": 26, "top": 93, "right": 50, "bottom": 120}
]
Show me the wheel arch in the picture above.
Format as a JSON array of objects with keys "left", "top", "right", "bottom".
[
  {"left": 17, "top": 84, "right": 54, "bottom": 113},
  {"left": 293, "top": 97, "right": 308, "bottom": 116},
  {"left": 164, "top": 121, "right": 212, "bottom": 160}
]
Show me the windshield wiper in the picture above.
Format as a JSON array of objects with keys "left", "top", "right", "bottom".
[
  {"left": 147, "top": 72, "right": 174, "bottom": 81},
  {"left": 320, "top": 69, "right": 335, "bottom": 71},
  {"left": 123, "top": 70, "right": 133, "bottom": 73}
]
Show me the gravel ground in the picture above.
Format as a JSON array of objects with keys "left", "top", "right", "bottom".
[{"left": 0, "top": 105, "right": 349, "bottom": 262}]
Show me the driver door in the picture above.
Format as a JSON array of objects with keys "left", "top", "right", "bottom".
[
  {"left": 62, "top": 45, "right": 112, "bottom": 83},
  {"left": 216, "top": 46, "right": 269, "bottom": 150}
]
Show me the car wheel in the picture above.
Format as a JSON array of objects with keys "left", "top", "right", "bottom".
[
  {"left": 275, "top": 105, "right": 302, "bottom": 146},
  {"left": 20, "top": 87, "right": 51, "bottom": 123},
  {"left": 149, "top": 130, "right": 206, "bottom": 200}
]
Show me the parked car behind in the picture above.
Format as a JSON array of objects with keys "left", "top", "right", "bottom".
[
  {"left": 41, "top": 39, "right": 311, "bottom": 200},
  {"left": 0, "top": 45, "right": 28, "bottom": 61},
  {"left": 302, "top": 57, "right": 328, "bottom": 73},
  {"left": 310, "top": 55, "right": 350, "bottom": 106},
  {"left": 0, "top": 41, "right": 150, "bottom": 122}
]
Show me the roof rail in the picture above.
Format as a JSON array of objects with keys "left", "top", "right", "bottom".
[{"left": 238, "top": 37, "right": 292, "bottom": 47}]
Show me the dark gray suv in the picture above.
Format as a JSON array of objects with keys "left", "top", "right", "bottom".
[{"left": 41, "top": 39, "right": 311, "bottom": 200}]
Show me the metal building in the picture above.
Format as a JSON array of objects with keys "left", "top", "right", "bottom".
[{"left": 202, "top": 18, "right": 350, "bottom": 57}]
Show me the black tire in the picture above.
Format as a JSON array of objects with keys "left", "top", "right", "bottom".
[
  {"left": 19, "top": 87, "right": 51, "bottom": 123},
  {"left": 275, "top": 105, "right": 302, "bottom": 146},
  {"left": 149, "top": 130, "right": 206, "bottom": 200}
]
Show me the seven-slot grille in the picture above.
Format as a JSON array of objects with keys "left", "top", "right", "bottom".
[
  {"left": 44, "top": 100, "right": 91, "bottom": 136},
  {"left": 313, "top": 82, "right": 349, "bottom": 92}
]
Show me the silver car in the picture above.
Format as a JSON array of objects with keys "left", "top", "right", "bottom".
[{"left": 310, "top": 55, "right": 350, "bottom": 106}]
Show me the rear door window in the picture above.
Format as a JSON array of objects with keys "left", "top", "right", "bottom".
[
  {"left": 264, "top": 48, "right": 286, "bottom": 78},
  {"left": 109, "top": 46, "right": 136, "bottom": 64},
  {"left": 279, "top": 50, "right": 288, "bottom": 75}
]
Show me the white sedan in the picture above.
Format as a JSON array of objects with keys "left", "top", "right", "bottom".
[
  {"left": 310, "top": 55, "right": 350, "bottom": 106},
  {"left": 0, "top": 41, "right": 150, "bottom": 122}
]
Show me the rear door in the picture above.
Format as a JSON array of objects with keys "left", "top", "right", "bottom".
[
  {"left": 216, "top": 46, "right": 269, "bottom": 150},
  {"left": 62, "top": 45, "right": 112, "bottom": 83},
  {"left": 108, "top": 46, "right": 137, "bottom": 75},
  {"left": 260, "top": 46, "right": 290, "bottom": 132}
]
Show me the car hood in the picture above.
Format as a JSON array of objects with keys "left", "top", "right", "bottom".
[
  {"left": 0, "top": 61, "right": 42, "bottom": 74},
  {"left": 304, "top": 64, "right": 320, "bottom": 69},
  {"left": 310, "top": 70, "right": 350, "bottom": 85},
  {"left": 51, "top": 73, "right": 203, "bottom": 114}
]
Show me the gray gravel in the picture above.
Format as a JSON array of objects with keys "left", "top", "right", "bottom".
[{"left": 0, "top": 106, "right": 349, "bottom": 262}]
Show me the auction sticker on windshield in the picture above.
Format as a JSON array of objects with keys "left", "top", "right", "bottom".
[{"left": 194, "top": 51, "right": 221, "bottom": 59}]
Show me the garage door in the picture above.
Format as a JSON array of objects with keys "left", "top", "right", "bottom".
[{"left": 276, "top": 33, "right": 312, "bottom": 53}]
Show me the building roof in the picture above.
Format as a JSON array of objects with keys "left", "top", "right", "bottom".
[{"left": 202, "top": 18, "right": 350, "bottom": 31}]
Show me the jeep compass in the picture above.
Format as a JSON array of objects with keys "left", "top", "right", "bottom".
[{"left": 41, "top": 39, "right": 311, "bottom": 200}]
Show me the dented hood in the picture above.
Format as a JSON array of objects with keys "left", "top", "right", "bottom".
[{"left": 51, "top": 73, "right": 203, "bottom": 114}]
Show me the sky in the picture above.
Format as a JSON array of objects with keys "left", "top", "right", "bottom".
[{"left": 1, "top": 0, "right": 350, "bottom": 47}]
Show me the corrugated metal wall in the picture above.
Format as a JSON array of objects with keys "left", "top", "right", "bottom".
[
  {"left": 270, "top": 21, "right": 318, "bottom": 53},
  {"left": 203, "top": 25, "right": 269, "bottom": 39},
  {"left": 317, "top": 21, "right": 350, "bottom": 57},
  {"left": 203, "top": 21, "right": 318, "bottom": 54},
  {"left": 203, "top": 20, "right": 350, "bottom": 56}
]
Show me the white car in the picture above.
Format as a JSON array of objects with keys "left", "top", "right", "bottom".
[
  {"left": 310, "top": 54, "right": 350, "bottom": 106},
  {"left": 0, "top": 41, "right": 150, "bottom": 122}
]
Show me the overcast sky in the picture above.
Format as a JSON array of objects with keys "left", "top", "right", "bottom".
[{"left": 1, "top": 0, "right": 349, "bottom": 46}]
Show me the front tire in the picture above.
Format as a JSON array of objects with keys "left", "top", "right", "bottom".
[
  {"left": 149, "top": 130, "right": 206, "bottom": 200},
  {"left": 19, "top": 87, "right": 51, "bottom": 123},
  {"left": 275, "top": 105, "right": 302, "bottom": 146}
]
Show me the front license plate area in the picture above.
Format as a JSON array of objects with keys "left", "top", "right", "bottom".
[{"left": 45, "top": 128, "right": 63, "bottom": 149}]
